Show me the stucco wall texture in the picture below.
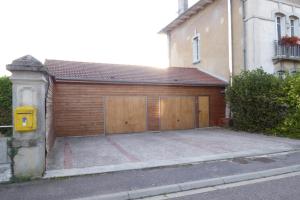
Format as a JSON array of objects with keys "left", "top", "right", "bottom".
[
  {"left": 232, "top": 0, "right": 244, "bottom": 76},
  {"left": 169, "top": 0, "right": 230, "bottom": 81}
]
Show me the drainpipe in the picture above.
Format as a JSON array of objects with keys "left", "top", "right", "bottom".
[
  {"left": 242, "top": 0, "right": 247, "bottom": 71},
  {"left": 226, "top": 0, "right": 233, "bottom": 119},
  {"left": 227, "top": 0, "right": 233, "bottom": 84}
]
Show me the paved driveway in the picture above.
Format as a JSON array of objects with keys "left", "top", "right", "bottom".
[{"left": 45, "top": 128, "right": 300, "bottom": 178}]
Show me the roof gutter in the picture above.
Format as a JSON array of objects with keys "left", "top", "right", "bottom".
[{"left": 54, "top": 79, "right": 228, "bottom": 87}]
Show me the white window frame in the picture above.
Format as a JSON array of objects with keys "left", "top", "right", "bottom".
[
  {"left": 289, "top": 16, "right": 299, "bottom": 37},
  {"left": 192, "top": 32, "right": 201, "bottom": 64},
  {"left": 290, "top": 18, "right": 295, "bottom": 36},
  {"left": 275, "top": 13, "right": 286, "bottom": 41}
]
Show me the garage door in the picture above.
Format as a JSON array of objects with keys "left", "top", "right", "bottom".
[
  {"left": 160, "top": 96, "right": 195, "bottom": 130},
  {"left": 105, "top": 96, "right": 147, "bottom": 134}
]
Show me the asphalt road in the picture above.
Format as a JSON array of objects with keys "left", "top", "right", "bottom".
[
  {"left": 1, "top": 151, "right": 300, "bottom": 200},
  {"left": 170, "top": 175, "right": 300, "bottom": 200}
]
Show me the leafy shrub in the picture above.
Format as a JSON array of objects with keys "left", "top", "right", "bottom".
[
  {"left": 274, "top": 73, "right": 300, "bottom": 138},
  {"left": 0, "top": 76, "right": 12, "bottom": 137},
  {"left": 226, "top": 69, "right": 287, "bottom": 132}
]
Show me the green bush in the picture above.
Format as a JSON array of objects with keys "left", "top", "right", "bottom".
[
  {"left": 0, "top": 76, "right": 12, "bottom": 137},
  {"left": 274, "top": 73, "right": 300, "bottom": 138},
  {"left": 226, "top": 69, "right": 287, "bottom": 133}
]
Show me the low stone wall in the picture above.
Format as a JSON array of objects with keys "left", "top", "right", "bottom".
[{"left": 0, "top": 137, "right": 11, "bottom": 182}]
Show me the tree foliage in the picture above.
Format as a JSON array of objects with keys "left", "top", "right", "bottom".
[
  {"left": 274, "top": 73, "right": 300, "bottom": 138},
  {"left": 0, "top": 76, "right": 12, "bottom": 137}
]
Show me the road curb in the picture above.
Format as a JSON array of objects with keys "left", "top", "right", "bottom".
[
  {"left": 84, "top": 192, "right": 129, "bottom": 200},
  {"left": 179, "top": 178, "right": 224, "bottom": 191},
  {"left": 128, "top": 185, "right": 180, "bottom": 200},
  {"left": 75, "top": 164, "right": 300, "bottom": 200}
]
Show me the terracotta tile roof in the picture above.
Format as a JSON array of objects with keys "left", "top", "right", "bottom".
[{"left": 45, "top": 59, "right": 227, "bottom": 87}]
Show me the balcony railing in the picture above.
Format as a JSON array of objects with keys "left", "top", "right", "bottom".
[{"left": 274, "top": 40, "right": 300, "bottom": 61}]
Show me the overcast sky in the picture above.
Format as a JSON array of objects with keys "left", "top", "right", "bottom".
[{"left": 0, "top": 0, "right": 198, "bottom": 76}]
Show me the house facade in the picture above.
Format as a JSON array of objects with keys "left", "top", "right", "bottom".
[
  {"left": 161, "top": 0, "right": 300, "bottom": 82},
  {"left": 244, "top": 0, "right": 300, "bottom": 74}
]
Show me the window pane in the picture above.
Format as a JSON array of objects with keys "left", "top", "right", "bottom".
[
  {"left": 193, "top": 37, "right": 200, "bottom": 62},
  {"left": 196, "top": 38, "right": 199, "bottom": 60},
  {"left": 291, "top": 19, "right": 295, "bottom": 36},
  {"left": 277, "top": 17, "right": 281, "bottom": 40}
]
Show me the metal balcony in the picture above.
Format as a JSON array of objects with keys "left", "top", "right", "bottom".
[{"left": 273, "top": 40, "right": 300, "bottom": 62}]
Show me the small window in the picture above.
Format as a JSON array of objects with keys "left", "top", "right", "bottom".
[
  {"left": 291, "top": 19, "right": 295, "bottom": 36},
  {"left": 275, "top": 14, "right": 286, "bottom": 40},
  {"left": 277, "top": 16, "right": 282, "bottom": 40},
  {"left": 289, "top": 16, "right": 299, "bottom": 37},
  {"left": 192, "top": 34, "right": 200, "bottom": 64}
]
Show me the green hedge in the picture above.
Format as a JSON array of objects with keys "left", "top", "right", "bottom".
[
  {"left": 0, "top": 76, "right": 12, "bottom": 137},
  {"left": 274, "top": 73, "right": 300, "bottom": 138},
  {"left": 226, "top": 69, "right": 300, "bottom": 137},
  {"left": 226, "top": 69, "right": 287, "bottom": 132}
]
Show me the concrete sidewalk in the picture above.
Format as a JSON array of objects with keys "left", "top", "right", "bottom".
[
  {"left": 3, "top": 150, "right": 300, "bottom": 200},
  {"left": 46, "top": 128, "right": 300, "bottom": 178}
]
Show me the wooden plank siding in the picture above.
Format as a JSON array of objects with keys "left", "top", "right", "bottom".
[
  {"left": 198, "top": 96, "right": 210, "bottom": 128},
  {"left": 54, "top": 82, "right": 226, "bottom": 137},
  {"left": 195, "top": 96, "right": 199, "bottom": 128},
  {"left": 147, "top": 96, "right": 160, "bottom": 131}
]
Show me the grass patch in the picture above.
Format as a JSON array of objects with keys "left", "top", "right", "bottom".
[{"left": 9, "top": 176, "right": 32, "bottom": 183}]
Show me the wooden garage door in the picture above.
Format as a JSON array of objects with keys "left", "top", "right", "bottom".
[
  {"left": 160, "top": 96, "right": 195, "bottom": 130},
  {"left": 105, "top": 96, "right": 147, "bottom": 134}
]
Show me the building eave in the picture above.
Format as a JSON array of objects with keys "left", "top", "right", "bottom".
[{"left": 159, "top": 0, "right": 215, "bottom": 34}]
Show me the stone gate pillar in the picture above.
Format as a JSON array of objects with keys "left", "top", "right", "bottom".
[{"left": 6, "top": 55, "right": 48, "bottom": 178}]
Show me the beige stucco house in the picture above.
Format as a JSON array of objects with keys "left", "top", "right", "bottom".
[{"left": 161, "top": 0, "right": 300, "bottom": 82}]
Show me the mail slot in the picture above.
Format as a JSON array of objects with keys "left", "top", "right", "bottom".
[{"left": 14, "top": 106, "right": 37, "bottom": 132}]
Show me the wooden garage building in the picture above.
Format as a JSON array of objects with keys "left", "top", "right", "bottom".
[{"left": 46, "top": 60, "right": 227, "bottom": 137}]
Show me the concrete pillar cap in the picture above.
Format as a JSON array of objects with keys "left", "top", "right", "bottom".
[{"left": 6, "top": 55, "right": 48, "bottom": 73}]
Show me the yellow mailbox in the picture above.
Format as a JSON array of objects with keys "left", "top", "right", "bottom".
[{"left": 14, "top": 106, "right": 37, "bottom": 132}]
